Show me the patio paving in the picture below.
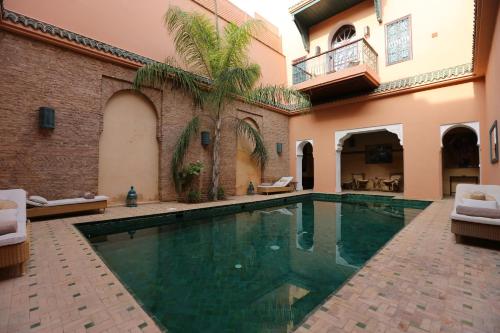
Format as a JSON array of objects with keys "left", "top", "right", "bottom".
[{"left": 0, "top": 194, "right": 498, "bottom": 332}]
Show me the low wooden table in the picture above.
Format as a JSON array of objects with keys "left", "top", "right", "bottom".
[{"left": 450, "top": 175, "right": 479, "bottom": 195}]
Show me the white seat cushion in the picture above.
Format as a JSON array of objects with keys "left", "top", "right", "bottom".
[
  {"left": 462, "top": 198, "right": 497, "bottom": 209},
  {"left": 46, "top": 195, "right": 108, "bottom": 206},
  {"left": 0, "top": 189, "right": 27, "bottom": 246}
]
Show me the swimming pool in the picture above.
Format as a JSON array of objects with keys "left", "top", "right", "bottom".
[{"left": 77, "top": 194, "right": 430, "bottom": 333}]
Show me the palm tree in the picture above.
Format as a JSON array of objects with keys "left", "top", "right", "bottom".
[{"left": 134, "top": 7, "right": 310, "bottom": 200}]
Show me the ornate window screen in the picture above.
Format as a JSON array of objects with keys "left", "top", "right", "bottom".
[{"left": 385, "top": 15, "right": 412, "bottom": 65}]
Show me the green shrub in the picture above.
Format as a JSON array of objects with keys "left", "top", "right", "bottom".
[
  {"left": 217, "top": 187, "right": 225, "bottom": 200},
  {"left": 187, "top": 189, "right": 201, "bottom": 203}
]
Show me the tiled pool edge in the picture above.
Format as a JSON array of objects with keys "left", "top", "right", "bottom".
[
  {"left": 3, "top": 195, "right": 498, "bottom": 332},
  {"left": 73, "top": 193, "right": 431, "bottom": 333},
  {"left": 290, "top": 198, "right": 434, "bottom": 332},
  {"left": 75, "top": 192, "right": 431, "bottom": 237}
]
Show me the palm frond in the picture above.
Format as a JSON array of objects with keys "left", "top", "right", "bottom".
[
  {"left": 165, "top": 7, "right": 219, "bottom": 77},
  {"left": 171, "top": 116, "right": 200, "bottom": 192},
  {"left": 236, "top": 119, "right": 268, "bottom": 166},
  {"left": 218, "top": 20, "right": 260, "bottom": 71},
  {"left": 247, "top": 85, "right": 311, "bottom": 111},
  {"left": 133, "top": 61, "right": 205, "bottom": 106},
  {"left": 207, "top": 64, "right": 261, "bottom": 111}
]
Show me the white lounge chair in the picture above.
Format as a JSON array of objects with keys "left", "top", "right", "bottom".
[
  {"left": 450, "top": 184, "right": 500, "bottom": 242},
  {"left": 0, "top": 189, "right": 29, "bottom": 278},
  {"left": 27, "top": 195, "right": 108, "bottom": 218},
  {"left": 257, "top": 177, "right": 295, "bottom": 195}
]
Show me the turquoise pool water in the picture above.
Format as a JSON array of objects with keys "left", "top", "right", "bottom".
[{"left": 79, "top": 195, "right": 429, "bottom": 333}]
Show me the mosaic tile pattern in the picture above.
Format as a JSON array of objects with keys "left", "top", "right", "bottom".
[{"left": 0, "top": 194, "right": 498, "bottom": 333}]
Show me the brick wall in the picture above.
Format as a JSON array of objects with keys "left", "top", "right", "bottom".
[{"left": 0, "top": 31, "right": 290, "bottom": 201}]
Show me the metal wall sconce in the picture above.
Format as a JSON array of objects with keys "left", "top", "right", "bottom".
[
  {"left": 276, "top": 143, "right": 283, "bottom": 154},
  {"left": 39, "top": 107, "right": 55, "bottom": 129},
  {"left": 201, "top": 131, "right": 211, "bottom": 146}
]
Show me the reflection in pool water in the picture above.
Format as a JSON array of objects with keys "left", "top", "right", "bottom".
[{"left": 84, "top": 199, "right": 424, "bottom": 333}]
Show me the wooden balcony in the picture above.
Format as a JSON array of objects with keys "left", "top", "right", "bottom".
[{"left": 292, "top": 38, "right": 380, "bottom": 104}]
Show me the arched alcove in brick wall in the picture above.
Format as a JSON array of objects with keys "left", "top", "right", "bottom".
[
  {"left": 235, "top": 117, "right": 262, "bottom": 195},
  {"left": 98, "top": 90, "right": 160, "bottom": 203}
]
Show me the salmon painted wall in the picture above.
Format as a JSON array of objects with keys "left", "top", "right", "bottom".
[
  {"left": 289, "top": 81, "right": 486, "bottom": 200},
  {"left": 482, "top": 5, "right": 500, "bottom": 185},
  {"left": 288, "top": 0, "right": 474, "bottom": 83},
  {"left": 4, "top": 0, "right": 287, "bottom": 86}
]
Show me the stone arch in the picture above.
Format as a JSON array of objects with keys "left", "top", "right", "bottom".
[
  {"left": 440, "top": 121, "right": 480, "bottom": 147},
  {"left": 296, "top": 139, "right": 314, "bottom": 190},
  {"left": 334, "top": 124, "right": 403, "bottom": 192},
  {"left": 98, "top": 90, "right": 160, "bottom": 203},
  {"left": 235, "top": 117, "right": 262, "bottom": 195}
]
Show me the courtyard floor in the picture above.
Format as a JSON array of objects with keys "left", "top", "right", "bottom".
[{"left": 0, "top": 192, "right": 499, "bottom": 333}]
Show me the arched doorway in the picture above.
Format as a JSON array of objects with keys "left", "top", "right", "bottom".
[
  {"left": 98, "top": 90, "right": 159, "bottom": 203},
  {"left": 340, "top": 131, "right": 403, "bottom": 192},
  {"left": 441, "top": 126, "right": 480, "bottom": 196},
  {"left": 335, "top": 124, "right": 404, "bottom": 193},
  {"left": 296, "top": 140, "right": 314, "bottom": 191},
  {"left": 235, "top": 118, "right": 262, "bottom": 195},
  {"left": 302, "top": 143, "right": 314, "bottom": 190}
]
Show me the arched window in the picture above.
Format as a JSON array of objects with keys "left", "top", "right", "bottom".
[
  {"left": 331, "top": 25, "right": 356, "bottom": 48},
  {"left": 330, "top": 25, "right": 358, "bottom": 72}
]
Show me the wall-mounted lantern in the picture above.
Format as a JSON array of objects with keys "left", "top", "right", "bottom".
[
  {"left": 201, "top": 131, "right": 211, "bottom": 146},
  {"left": 39, "top": 107, "right": 55, "bottom": 129},
  {"left": 276, "top": 143, "right": 283, "bottom": 154}
]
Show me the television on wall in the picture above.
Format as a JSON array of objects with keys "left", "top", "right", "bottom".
[{"left": 365, "top": 144, "right": 393, "bottom": 164}]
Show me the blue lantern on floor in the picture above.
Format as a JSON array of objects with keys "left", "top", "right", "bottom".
[
  {"left": 247, "top": 181, "right": 255, "bottom": 195},
  {"left": 126, "top": 186, "right": 137, "bottom": 207}
]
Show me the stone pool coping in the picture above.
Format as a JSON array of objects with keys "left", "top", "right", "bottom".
[{"left": 0, "top": 193, "right": 498, "bottom": 332}]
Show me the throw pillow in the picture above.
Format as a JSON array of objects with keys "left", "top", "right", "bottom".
[
  {"left": 0, "top": 209, "right": 18, "bottom": 235},
  {"left": 0, "top": 200, "right": 17, "bottom": 209},
  {"left": 29, "top": 195, "right": 48, "bottom": 205}
]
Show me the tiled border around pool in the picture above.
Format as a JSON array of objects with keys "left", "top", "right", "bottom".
[
  {"left": 74, "top": 193, "right": 431, "bottom": 333},
  {"left": 2, "top": 193, "right": 498, "bottom": 333}
]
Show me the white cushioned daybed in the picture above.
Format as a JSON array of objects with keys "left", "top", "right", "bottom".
[
  {"left": 0, "top": 189, "right": 29, "bottom": 278},
  {"left": 257, "top": 177, "right": 295, "bottom": 195},
  {"left": 27, "top": 195, "right": 108, "bottom": 218},
  {"left": 451, "top": 184, "right": 500, "bottom": 242}
]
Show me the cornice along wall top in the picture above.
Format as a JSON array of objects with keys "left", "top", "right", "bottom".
[{"left": 2, "top": 10, "right": 155, "bottom": 65}]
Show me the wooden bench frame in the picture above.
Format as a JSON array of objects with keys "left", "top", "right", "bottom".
[{"left": 27, "top": 200, "right": 107, "bottom": 218}]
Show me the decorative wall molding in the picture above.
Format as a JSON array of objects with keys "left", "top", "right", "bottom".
[
  {"left": 440, "top": 121, "right": 480, "bottom": 147},
  {"left": 296, "top": 139, "right": 314, "bottom": 156},
  {"left": 2, "top": 10, "right": 154, "bottom": 65},
  {"left": 373, "top": 63, "right": 473, "bottom": 94},
  {"left": 335, "top": 123, "right": 403, "bottom": 151}
]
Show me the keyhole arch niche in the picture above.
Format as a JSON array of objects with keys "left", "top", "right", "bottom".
[{"left": 98, "top": 89, "right": 160, "bottom": 204}]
